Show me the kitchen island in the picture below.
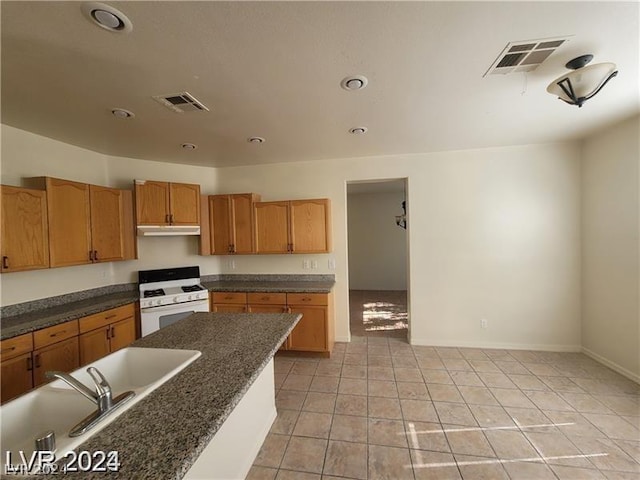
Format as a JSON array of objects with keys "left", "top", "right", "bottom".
[{"left": 29, "top": 312, "right": 301, "bottom": 480}]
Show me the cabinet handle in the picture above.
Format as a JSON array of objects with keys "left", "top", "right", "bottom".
[
  {"left": 302, "top": 297, "right": 311, "bottom": 302},
  {"left": 228, "top": 245, "right": 232, "bottom": 253},
  {"left": 111, "top": 326, "right": 115, "bottom": 338},
  {"left": 50, "top": 330, "right": 65, "bottom": 337},
  {"left": 105, "top": 314, "right": 116, "bottom": 320},
  {"left": 261, "top": 296, "right": 270, "bottom": 301},
  {"left": 170, "top": 214, "right": 174, "bottom": 224},
  {"left": 89, "top": 250, "right": 94, "bottom": 262},
  {"left": 94, "top": 250, "right": 99, "bottom": 262},
  {"left": 231, "top": 244, "right": 236, "bottom": 254},
  {"left": 106, "top": 327, "right": 110, "bottom": 340},
  {"left": 2, "top": 256, "right": 8, "bottom": 269},
  {"left": 34, "top": 354, "right": 41, "bottom": 368},
  {"left": 286, "top": 307, "right": 292, "bottom": 313},
  {"left": 26, "top": 357, "right": 33, "bottom": 371},
  {"left": 1, "top": 346, "right": 16, "bottom": 353},
  {"left": 165, "top": 214, "right": 170, "bottom": 224}
]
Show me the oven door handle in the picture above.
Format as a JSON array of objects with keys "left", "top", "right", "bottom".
[{"left": 140, "top": 299, "right": 209, "bottom": 314}]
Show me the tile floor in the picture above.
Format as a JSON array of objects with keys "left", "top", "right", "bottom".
[
  {"left": 248, "top": 337, "right": 640, "bottom": 480},
  {"left": 349, "top": 290, "right": 408, "bottom": 338}
]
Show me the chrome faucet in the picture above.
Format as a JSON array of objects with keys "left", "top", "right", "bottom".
[{"left": 45, "top": 368, "right": 135, "bottom": 437}]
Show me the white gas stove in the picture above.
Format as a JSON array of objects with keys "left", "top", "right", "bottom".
[{"left": 138, "top": 266, "right": 210, "bottom": 336}]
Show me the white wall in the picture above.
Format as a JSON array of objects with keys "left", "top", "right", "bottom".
[
  {"left": 215, "top": 142, "right": 582, "bottom": 349},
  {"left": 0, "top": 125, "right": 221, "bottom": 305},
  {"left": 581, "top": 114, "right": 640, "bottom": 381},
  {"left": 347, "top": 190, "right": 407, "bottom": 290}
]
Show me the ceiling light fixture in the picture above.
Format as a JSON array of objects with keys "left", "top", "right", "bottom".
[
  {"left": 248, "top": 137, "right": 265, "bottom": 144},
  {"left": 111, "top": 108, "right": 134, "bottom": 119},
  {"left": 81, "top": 2, "right": 133, "bottom": 33},
  {"left": 341, "top": 75, "right": 368, "bottom": 91},
  {"left": 181, "top": 143, "right": 197, "bottom": 150},
  {"left": 349, "top": 127, "right": 368, "bottom": 135},
  {"left": 546, "top": 55, "right": 618, "bottom": 108}
]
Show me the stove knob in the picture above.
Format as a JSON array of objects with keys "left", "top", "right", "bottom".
[
  {"left": 188, "top": 295, "right": 193, "bottom": 301},
  {"left": 173, "top": 297, "right": 179, "bottom": 303}
]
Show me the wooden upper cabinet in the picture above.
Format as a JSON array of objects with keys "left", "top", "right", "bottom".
[
  {"left": 169, "top": 183, "right": 200, "bottom": 225},
  {"left": 135, "top": 180, "right": 170, "bottom": 225},
  {"left": 210, "top": 195, "right": 232, "bottom": 254},
  {"left": 135, "top": 180, "right": 200, "bottom": 226},
  {"left": 208, "top": 193, "right": 260, "bottom": 255},
  {"left": 254, "top": 199, "right": 331, "bottom": 254},
  {"left": 290, "top": 199, "right": 331, "bottom": 253},
  {"left": 254, "top": 201, "right": 290, "bottom": 254},
  {"left": 43, "top": 178, "right": 92, "bottom": 267},
  {"left": 89, "top": 185, "right": 124, "bottom": 262},
  {"left": 0, "top": 185, "right": 50, "bottom": 272}
]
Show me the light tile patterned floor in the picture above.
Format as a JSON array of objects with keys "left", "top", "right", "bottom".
[{"left": 248, "top": 338, "right": 640, "bottom": 480}]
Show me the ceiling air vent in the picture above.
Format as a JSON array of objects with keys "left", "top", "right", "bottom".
[
  {"left": 152, "top": 92, "right": 210, "bottom": 113},
  {"left": 484, "top": 36, "right": 572, "bottom": 76}
]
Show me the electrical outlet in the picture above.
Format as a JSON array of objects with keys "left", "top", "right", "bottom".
[
  {"left": 311, "top": 260, "right": 318, "bottom": 269},
  {"left": 328, "top": 258, "right": 336, "bottom": 269},
  {"left": 228, "top": 259, "right": 236, "bottom": 270},
  {"left": 303, "top": 259, "right": 310, "bottom": 269},
  {"left": 481, "top": 319, "right": 488, "bottom": 329}
]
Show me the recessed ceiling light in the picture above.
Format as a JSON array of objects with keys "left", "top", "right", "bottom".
[
  {"left": 341, "top": 75, "right": 368, "bottom": 91},
  {"left": 111, "top": 108, "right": 134, "bottom": 119},
  {"left": 181, "top": 143, "right": 198, "bottom": 150},
  {"left": 248, "top": 137, "right": 265, "bottom": 144},
  {"left": 349, "top": 127, "right": 368, "bottom": 135},
  {"left": 81, "top": 2, "right": 133, "bottom": 33}
]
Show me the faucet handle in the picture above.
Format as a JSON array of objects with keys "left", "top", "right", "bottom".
[{"left": 87, "top": 367, "right": 112, "bottom": 397}]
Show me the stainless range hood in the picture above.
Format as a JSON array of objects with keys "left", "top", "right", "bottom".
[{"left": 137, "top": 225, "right": 201, "bottom": 236}]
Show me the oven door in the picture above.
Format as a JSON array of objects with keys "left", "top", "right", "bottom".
[{"left": 140, "top": 299, "right": 209, "bottom": 337}]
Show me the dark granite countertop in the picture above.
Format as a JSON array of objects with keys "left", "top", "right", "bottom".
[
  {"left": 29, "top": 312, "right": 301, "bottom": 480},
  {"left": 203, "top": 279, "right": 334, "bottom": 293},
  {"left": 1, "top": 276, "right": 333, "bottom": 340},
  {"left": 0, "top": 291, "right": 139, "bottom": 341}
]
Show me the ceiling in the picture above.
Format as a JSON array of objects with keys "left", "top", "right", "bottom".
[{"left": 1, "top": 2, "right": 638, "bottom": 168}]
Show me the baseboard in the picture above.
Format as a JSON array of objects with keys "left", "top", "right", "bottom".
[
  {"left": 409, "top": 337, "right": 582, "bottom": 353},
  {"left": 335, "top": 335, "right": 351, "bottom": 343},
  {"left": 581, "top": 347, "right": 640, "bottom": 384}
]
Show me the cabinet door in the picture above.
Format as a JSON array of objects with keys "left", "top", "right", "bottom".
[
  {"left": 288, "top": 306, "right": 327, "bottom": 352},
  {"left": 46, "top": 178, "right": 91, "bottom": 267},
  {"left": 254, "top": 202, "right": 289, "bottom": 254},
  {"left": 79, "top": 328, "right": 110, "bottom": 366},
  {"left": 33, "top": 337, "right": 80, "bottom": 386},
  {"left": 135, "top": 181, "right": 169, "bottom": 225},
  {"left": 109, "top": 317, "right": 136, "bottom": 352},
  {"left": 290, "top": 199, "right": 331, "bottom": 253},
  {"left": 89, "top": 185, "right": 124, "bottom": 262},
  {"left": 231, "top": 194, "right": 255, "bottom": 254},
  {"left": 0, "top": 186, "right": 49, "bottom": 272},
  {"left": 169, "top": 183, "right": 200, "bottom": 225},
  {"left": 209, "top": 195, "right": 232, "bottom": 254},
  {"left": 1, "top": 353, "right": 33, "bottom": 403}
]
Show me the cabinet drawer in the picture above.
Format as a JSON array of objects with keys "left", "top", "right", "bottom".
[
  {"left": 79, "top": 303, "right": 135, "bottom": 334},
  {"left": 33, "top": 320, "right": 79, "bottom": 349},
  {"left": 247, "top": 292, "right": 287, "bottom": 305},
  {"left": 287, "top": 293, "right": 328, "bottom": 306},
  {"left": 0, "top": 333, "right": 33, "bottom": 361},
  {"left": 212, "top": 292, "right": 248, "bottom": 304}
]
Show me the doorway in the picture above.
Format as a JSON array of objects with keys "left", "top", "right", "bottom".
[{"left": 346, "top": 179, "right": 409, "bottom": 340}]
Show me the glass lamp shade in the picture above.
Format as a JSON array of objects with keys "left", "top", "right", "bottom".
[{"left": 547, "top": 62, "right": 617, "bottom": 104}]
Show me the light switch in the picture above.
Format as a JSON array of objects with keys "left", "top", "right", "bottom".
[
  {"left": 311, "top": 260, "right": 318, "bottom": 269},
  {"left": 328, "top": 258, "right": 336, "bottom": 269}
]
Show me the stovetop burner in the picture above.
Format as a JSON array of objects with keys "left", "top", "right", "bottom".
[
  {"left": 143, "top": 288, "right": 165, "bottom": 298},
  {"left": 182, "top": 285, "right": 204, "bottom": 292}
]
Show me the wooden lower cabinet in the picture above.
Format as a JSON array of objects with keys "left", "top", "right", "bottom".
[
  {"left": 1, "top": 353, "right": 33, "bottom": 403},
  {"left": 288, "top": 306, "right": 327, "bottom": 352},
  {"left": 79, "top": 305, "right": 137, "bottom": 366},
  {"left": 33, "top": 336, "right": 80, "bottom": 386},
  {"left": 211, "top": 290, "right": 334, "bottom": 355}
]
